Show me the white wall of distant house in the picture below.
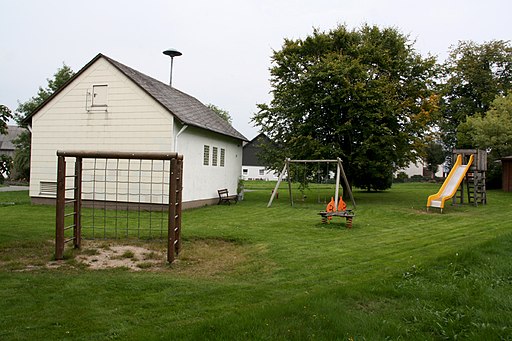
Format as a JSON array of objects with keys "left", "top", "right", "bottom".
[
  {"left": 397, "top": 160, "right": 444, "bottom": 178},
  {"left": 242, "top": 166, "right": 279, "bottom": 181}
]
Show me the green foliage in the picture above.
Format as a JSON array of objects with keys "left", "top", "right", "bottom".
[
  {"left": 458, "top": 92, "right": 512, "bottom": 188},
  {"left": 15, "top": 64, "right": 75, "bottom": 125},
  {"left": 207, "top": 103, "right": 233, "bottom": 125},
  {"left": 0, "top": 154, "right": 13, "bottom": 183},
  {"left": 11, "top": 130, "right": 31, "bottom": 180},
  {"left": 440, "top": 40, "right": 512, "bottom": 148},
  {"left": 394, "top": 171, "right": 409, "bottom": 183},
  {"left": 0, "top": 105, "right": 13, "bottom": 135},
  {"left": 253, "top": 24, "right": 438, "bottom": 191},
  {"left": 424, "top": 142, "right": 446, "bottom": 178},
  {"left": 458, "top": 92, "right": 512, "bottom": 158},
  {"left": 0, "top": 184, "right": 511, "bottom": 339},
  {"left": 11, "top": 64, "right": 74, "bottom": 180}
]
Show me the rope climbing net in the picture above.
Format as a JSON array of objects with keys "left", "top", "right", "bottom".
[{"left": 55, "top": 150, "right": 183, "bottom": 263}]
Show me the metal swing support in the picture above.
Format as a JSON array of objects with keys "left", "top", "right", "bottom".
[{"left": 267, "top": 158, "right": 355, "bottom": 208}]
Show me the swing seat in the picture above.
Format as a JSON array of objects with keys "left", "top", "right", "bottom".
[{"left": 318, "top": 210, "right": 355, "bottom": 228}]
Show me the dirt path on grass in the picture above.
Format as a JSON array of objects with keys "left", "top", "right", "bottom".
[
  {"left": 45, "top": 239, "right": 255, "bottom": 276},
  {"left": 76, "top": 244, "right": 163, "bottom": 271}
]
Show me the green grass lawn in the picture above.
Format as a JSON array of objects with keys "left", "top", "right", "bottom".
[{"left": 0, "top": 183, "right": 511, "bottom": 340}]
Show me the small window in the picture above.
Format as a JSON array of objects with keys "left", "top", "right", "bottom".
[
  {"left": 243, "top": 169, "right": 248, "bottom": 175},
  {"left": 220, "top": 148, "right": 225, "bottom": 167},
  {"left": 92, "top": 85, "right": 108, "bottom": 107},
  {"left": 259, "top": 169, "right": 265, "bottom": 176},
  {"left": 212, "top": 147, "right": 218, "bottom": 166},
  {"left": 203, "top": 145, "right": 210, "bottom": 166}
]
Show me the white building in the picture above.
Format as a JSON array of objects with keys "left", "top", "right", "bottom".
[
  {"left": 396, "top": 160, "right": 444, "bottom": 178},
  {"left": 24, "top": 53, "right": 247, "bottom": 208}
]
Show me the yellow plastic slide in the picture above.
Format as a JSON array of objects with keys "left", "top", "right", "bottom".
[{"left": 426, "top": 154, "right": 474, "bottom": 212}]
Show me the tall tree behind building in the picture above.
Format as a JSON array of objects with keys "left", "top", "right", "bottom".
[
  {"left": 12, "top": 64, "right": 75, "bottom": 180},
  {"left": 253, "top": 25, "right": 438, "bottom": 190},
  {"left": 439, "top": 40, "right": 512, "bottom": 149}
]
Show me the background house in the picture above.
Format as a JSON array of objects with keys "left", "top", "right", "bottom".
[
  {"left": 0, "top": 125, "right": 24, "bottom": 158},
  {"left": 0, "top": 125, "right": 25, "bottom": 179},
  {"left": 24, "top": 53, "right": 247, "bottom": 208},
  {"left": 242, "top": 133, "right": 279, "bottom": 181},
  {"left": 396, "top": 161, "right": 444, "bottom": 179}
]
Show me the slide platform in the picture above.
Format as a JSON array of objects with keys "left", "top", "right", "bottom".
[{"left": 426, "top": 154, "right": 474, "bottom": 212}]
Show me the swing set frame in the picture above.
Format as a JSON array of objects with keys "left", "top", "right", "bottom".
[{"left": 267, "top": 158, "right": 356, "bottom": 208}]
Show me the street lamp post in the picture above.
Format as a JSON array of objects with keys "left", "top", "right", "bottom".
[{"left": 163, "top": 48, "right": 182, "bottom": 87}]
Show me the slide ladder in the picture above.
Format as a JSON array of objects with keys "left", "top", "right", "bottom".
[{"left": 426, "top": 154, "right": 474, "bottom": 212}]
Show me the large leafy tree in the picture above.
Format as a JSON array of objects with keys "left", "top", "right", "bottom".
[
  {"left": 11, "top": 132, "right": 30, "bottom": 180},
  {"left": 440, "top": 40, "right": 512, "bottom": 148},
  {"left": 253, "top": 25, "right": 437, "bottom": 190},
  {"left": 457, "top": 91, "right": 512, "bottom": 188},
  {"left": 458, "top": 92, "right": 512, "bottom": 159},
  {"left": 15, "top": 64, "right": 75, "bottom": 124},
  {"left": 424, "top": 142, "right": 446, "bottom": 179},
  {"left": 12, "top": 64, "right": 75, "bottom": 180}
]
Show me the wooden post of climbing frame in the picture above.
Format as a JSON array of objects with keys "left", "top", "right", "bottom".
[
  {"left": 74, "top": 157, "right": 82, "bottom": 249},
  {"left": 168, "top": 157, "right": 178, "bottom": 263},
  {"left": 55, "top": 155, "right": 66, "bottom": 260},
  {"left": 175, "top": 156, "right": 183, "bottom": 255}
]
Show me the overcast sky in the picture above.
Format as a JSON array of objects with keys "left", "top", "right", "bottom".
[{"left": 1, "top": 0, "right": 511, "bottom": 140}]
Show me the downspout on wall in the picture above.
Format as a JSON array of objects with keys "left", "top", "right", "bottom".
[{"left": 174, "top": 125, "right": 188, "bottom": 152}]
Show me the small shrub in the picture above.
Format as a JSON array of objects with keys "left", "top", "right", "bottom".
[
  {"left": 394, "top": 171, "right": 409, "bottom": 183},
  {"left": 410, "top": 174, "right": 426, "bottom": 182},
  {"left": 136, "top": 262, "right": 154, "bottom": 269},
  {"left": 144, "top": 251, "right": 162, "bottom": 260},
  {"left": 82, "top": 248, "right": 100, "bottom": 256},
  {"left": 121, "top": 250, "right": 135, "bottom": 259}
]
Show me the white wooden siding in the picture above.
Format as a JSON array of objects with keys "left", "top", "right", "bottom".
[
  {"left": 176, "top": 126, "right": 242, "bottom": 202},
  {"left": 30, "top": 58, "right": 174, "bottom": 198},
  {"left": 29, "top": 56, "right": 244, "bottom": 205}
]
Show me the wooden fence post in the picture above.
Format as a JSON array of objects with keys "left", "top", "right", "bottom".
[
  {"left": 55, "top": 155, "right": 66, "bottom": 260},
  {"left": 74, "top": 157, "right": 82, "bottom": 249},
  {"left": 175, "top": 157, "right": 183, "bottom": 255},
  {"left": 167, "top": 157, "right": 178, "bottom": 263}
]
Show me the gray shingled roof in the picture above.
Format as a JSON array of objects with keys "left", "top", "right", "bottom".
[
  {"left": 0, "top": 125, "right": 26, "bottom": 152},
  {"left": 242, "top": 133, "right": 272, "bottom": 166},
  {"left": 103, "top": 55, "right": 247, "bottom": 141}
]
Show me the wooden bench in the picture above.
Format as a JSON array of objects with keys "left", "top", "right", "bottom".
[
  {"left": 217, "top": 189, "right": 238, "bottom": 205},
  {"left": 318, "top": 210, "right": 355, "bottom": 228}
]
